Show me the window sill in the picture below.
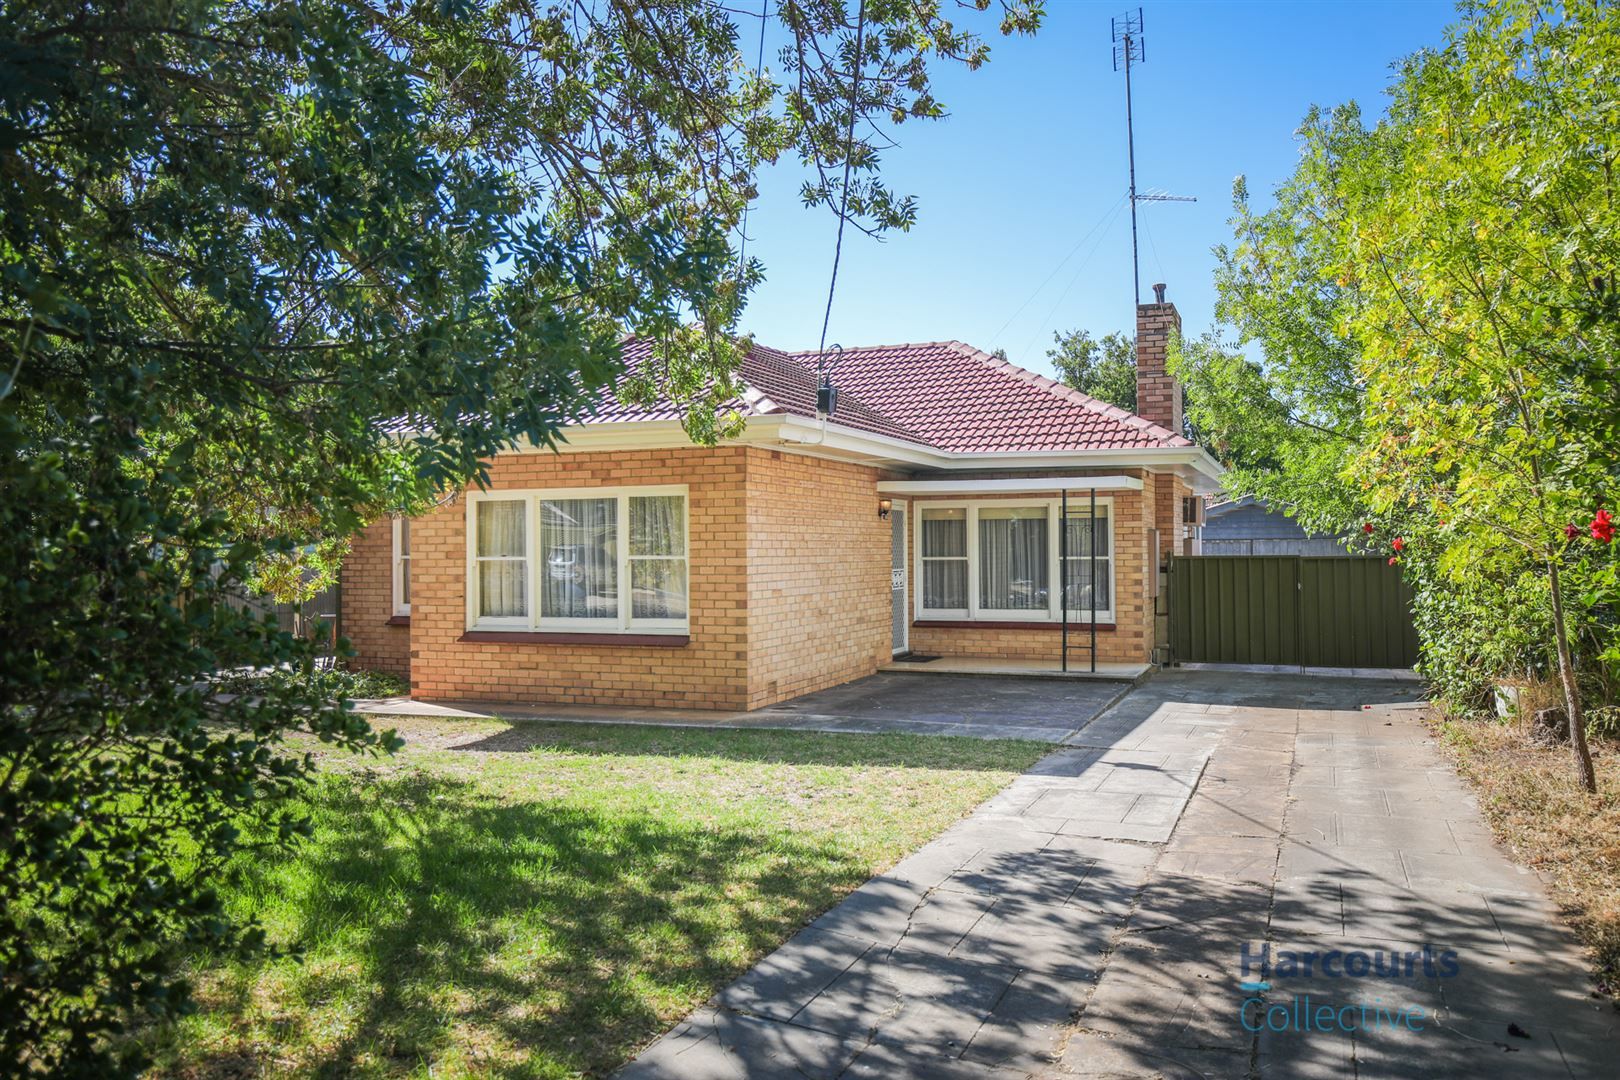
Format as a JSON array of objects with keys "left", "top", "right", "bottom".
[
  {"left": 458, "top": 630, "right": 690, "bottom": 647},
  {"left": 913, "top": 619, "right": 1116, "bottom": 632},
  {"left": 386, "top": 615, "right": 411, "bottom": 627}
]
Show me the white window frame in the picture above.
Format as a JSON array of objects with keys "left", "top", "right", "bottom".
[
  {"left": 916, "top": 506, "right": 970, "bottom": 620},
  {"left": 913, "top": 497, "right": 1116, "bottom": 625},
  {"left": 392, "top": 516, "right": 412, "bottom": 617},
  {"left": 464, "top": 485, "right": 689, "bottom": 635}
]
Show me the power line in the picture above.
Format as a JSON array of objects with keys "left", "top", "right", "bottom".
[
  {"left": 1014, "top": 197, "right": 1127, "bottom": 361},
  {"left": 815, "top": 0, "right": 867, "bottom": 378},
  {"left": 733, "top": 0, "right": 769, "bottom": 284},
  {"left": 988, "top": 193, "right": 1127, "bottom": 350}
]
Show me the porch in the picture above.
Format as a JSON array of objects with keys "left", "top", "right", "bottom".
[{"left": 880, "top": 655, "right": 1152, "bottom": 681}]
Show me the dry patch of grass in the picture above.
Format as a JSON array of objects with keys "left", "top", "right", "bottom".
[
  {"left": 1432, "top": 714, "right": 1620, "bottom": 996},
  {"left": 139, "top": 717, "right": 1049, "bottom": 1078}
]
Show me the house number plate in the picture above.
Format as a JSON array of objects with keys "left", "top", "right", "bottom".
[{"left": 892, "top": 569, "right": 905, "bottom": 590}]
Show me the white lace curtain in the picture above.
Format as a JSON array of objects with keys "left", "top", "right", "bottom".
[
  {"left": 629, "top": 494, "right": 687, "bottom": 619},
  {"left": 979, "top": 506, "right": 1048, "bottom": 611},
  {"left": 476, "top": 500, "right": 527, "bottom": 618},
  {"left": 541, "top": 497, "right": 618, "bottom": 619},
  {"left": 921, "top": 509, "right": 967, "bottom": 609},
  {"left": 1062, "top": 508, "right": 1112, "bottom": 613}
]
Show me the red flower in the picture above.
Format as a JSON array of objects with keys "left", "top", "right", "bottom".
[
  {"left": 1594, "top": 509, "right": 1615, "bottom": 544},
  {"left": 1392, "top": 537, "right": 1406, "bottom": 552},
  {"left": 1363, "top": 522, "right": 1375, "bottom": 534},
  {"left": 1564, "top": 523, "right": 1581, "bottom": 541},
  {"left": 1388, "top": 556, "right": 1399, "bottom": 565}
]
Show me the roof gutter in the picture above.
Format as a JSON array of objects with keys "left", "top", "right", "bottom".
[{"left": 772, "top": 416, "right": 1226, "bottom": 492}]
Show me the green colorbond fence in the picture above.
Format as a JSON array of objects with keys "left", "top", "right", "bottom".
[{"left": 1168, "top": 556, "right": 1419, "bottom": 669}]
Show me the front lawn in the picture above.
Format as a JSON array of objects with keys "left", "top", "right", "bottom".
[{"left": 143, "top": 717, "right": 1047, "bottom": 1078}]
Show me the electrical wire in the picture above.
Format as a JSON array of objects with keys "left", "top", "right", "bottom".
[
  {"left": 1013, "top": 197, "right": 1128, "bottom": 362},
  {"left": 734, "top": 0, "right": 769, "bottom": 283},
  {"left": 815, "top": 0, "right": 867, "bottom": 371},
  {"left": 1141, "top": 208, "right": 1168, "bottom": 283},
  {"left": 987, "top": 193, "right": 1127, "bottom": 351}
]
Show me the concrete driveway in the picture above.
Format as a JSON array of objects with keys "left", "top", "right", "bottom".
[
  {"left": 361, "top": 671, "right": 1133, "bottom": 743},
  {"left": 618, "top": 671, "right": 1620, "bottom": 1079},
  {"left": 747, "top": 673, "right": 1134, "bottom": 742}
]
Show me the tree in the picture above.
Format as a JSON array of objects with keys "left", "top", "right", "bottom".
[
  {"left": 1047, "top": 329, "right": 1136, "bottom": 412},
  {"left": 1173, "top": 0, "right": 1620, "bottom": 790},
  {"left": 0, "top": 0, "right": 1042, "bottom": 1069}
]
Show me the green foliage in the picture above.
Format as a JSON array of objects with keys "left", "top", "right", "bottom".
[
  {"left": 0, "top": 396, "right": 401, "bottom": 1075},
  {"left": 1173, "top": 0, "right": 1620, "bottom": 729},
  {"left": 1047, "top": 329, "right": 1137, "bottom": 412},
  {"left": 214, "top": 665, "right": 410, "bottom": 703},
  {"left": 0, "top": 0, "right": 1041, "bottom": 1071},
  {"left": 1405, "top": 557, "right": 1555, "bottom": 715}
]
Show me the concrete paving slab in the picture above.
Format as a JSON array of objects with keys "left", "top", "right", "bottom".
[
  {"left": 789, "top": 946, "right": 1021, "bottom": 1051},
  {"left": 715, "top": 926, "right": 877, "bottom": 1022},
  {"left": 616, "top": 1006, "right": 864, "bottom": 1079},
  {"left": 365, "top": 671, "right": 1131, "bottom": 743},
  {"left": 962, "top": 967, "right": 1095, "bottom": 1070},
  {"left": 616, "top": 670, "right": 1619, "bottom": 1080}
]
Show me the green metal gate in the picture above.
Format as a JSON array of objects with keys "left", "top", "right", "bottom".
[{"left": 1167, "top": 555, "right": 1419, "bottom": 668}]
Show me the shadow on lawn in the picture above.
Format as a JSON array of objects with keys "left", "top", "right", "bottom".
[{"left": 176, "top": 773, "right": 869, "bottom": 1079}]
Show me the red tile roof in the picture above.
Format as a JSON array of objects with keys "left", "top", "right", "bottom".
[
  {"left": 583, "top": 339, "right": 926, "bottom": 444},
  {"left": 787, "top": 340, "right": 1191, "bottom": 452},
  {"left": 580, "top": 338, "right": 1191, "bottom": 454}
]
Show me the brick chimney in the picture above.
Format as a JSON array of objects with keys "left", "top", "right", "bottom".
[{"left": 1135, "top": 282, "right": 1183, "bottom": 435}]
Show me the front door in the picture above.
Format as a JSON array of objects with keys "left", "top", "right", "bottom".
[{"left": 891, "top": 500, "right": 908, "bottom": 655}]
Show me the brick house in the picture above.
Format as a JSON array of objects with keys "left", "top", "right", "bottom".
[{"left": 340, "top": 292, "right": 1222, "bottom": 710}]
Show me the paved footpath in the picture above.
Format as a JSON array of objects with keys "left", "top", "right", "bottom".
[{"left": 617, "top": 672, "right": 1620, "bottom": 1079}]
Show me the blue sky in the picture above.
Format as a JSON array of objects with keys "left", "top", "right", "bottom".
[{"left": 737, "top": 0, "right": 1458, "bottom": 377}]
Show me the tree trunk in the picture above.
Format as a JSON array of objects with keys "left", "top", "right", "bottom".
[{"left": 1547, "top": 558, "right": 1598, "bottom": 793}]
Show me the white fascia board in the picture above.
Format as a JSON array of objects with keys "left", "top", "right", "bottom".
[
  {"left": 774, "top": 416, "right": 1226, "bottom": 488},
  {"left": 877, "top": 475, "right": 1144, "bottom": 494},
  {"left": 505, "top": 416, "right": 793, "bottom": 453}
]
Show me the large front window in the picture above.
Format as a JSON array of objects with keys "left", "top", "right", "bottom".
[
  {"left": 916, "top": 499, "right": 1114, "bottom": 623},
  {"left": 468, "top": 486, "right": 688, "bottom": 633}
]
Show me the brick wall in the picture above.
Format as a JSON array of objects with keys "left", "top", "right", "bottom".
[
  {"left": 339, "top": 518, "right": 410, "bottom": 679},
  {"left": 744, "top": 448, "right": 890, "bottom": 708},
  {"left": 902, "top": 472, "right": 1160, "bottom": 665},
  {"left": 339, "top": 446, "right": 1191, "bottom": 706},
  {"left": 1136, "top": 297, "right": 1184, "bottom": 436},
  {"left": 406, "top": 447, "right": 752, "bottom": 710}
]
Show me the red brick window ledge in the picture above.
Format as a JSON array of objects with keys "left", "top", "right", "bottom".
[
  {"left": 913, "top": 619, "right": 1116, "bottom": 632},
  {"left": 457, "top": 630, "right": 690, "bottom": 647},
  {"left": 386, "top": 615, "right": 411, "bottom": 627}
]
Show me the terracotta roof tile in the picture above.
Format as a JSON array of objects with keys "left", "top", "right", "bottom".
[
  {"left": 575, "top": 337, "right": 1191, "bottom": 454},
  {"left": 785, "top": 340, "right": 1191, "bottom": 452}
]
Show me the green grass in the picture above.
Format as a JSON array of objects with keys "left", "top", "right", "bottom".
[{"left": 143, "top": 717, "right": 1048, "bottom": 1078}]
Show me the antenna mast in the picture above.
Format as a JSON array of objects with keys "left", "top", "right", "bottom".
[
  {"left": 1112, "top": 8, "right": 1194, "bottom": 309},
  {"left": 1112, "top": 8, "right": 1145, "bottom": 307}
]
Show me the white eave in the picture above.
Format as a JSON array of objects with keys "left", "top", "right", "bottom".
[
  {"left": 877, "top": 475, "right": 1144, "bottom": 494},
  {"left": 522, "top": 413, "right": 1225, "bottom": 493}
]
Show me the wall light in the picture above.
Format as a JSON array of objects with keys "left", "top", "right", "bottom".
[{"left": 878, "top": 498, "right": 893, "bottom": 520}]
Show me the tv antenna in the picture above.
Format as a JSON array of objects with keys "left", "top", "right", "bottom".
[{"left": 1112, "top": 8, "right": 1195, "bottom": 307}]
